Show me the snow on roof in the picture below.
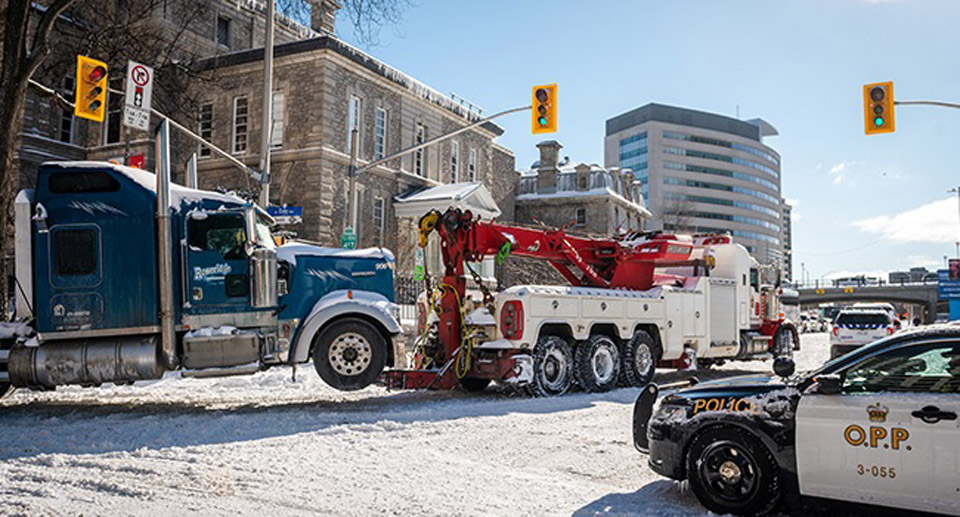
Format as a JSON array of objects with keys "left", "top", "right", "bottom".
[
  {"left": 394, "top": 182, "right": 501, "bottom": 220},
  {"left": 276, "top": 242, "right": 395, "bottom": 264},
  {"left": 43, "top": 161, "right": 247, "bottom": 208},
  {"left": 519, "top": 161, "right": 602, "bottom": 178},
  {"left": 516, "top": 187, "right": 652, "bottom": 218}
]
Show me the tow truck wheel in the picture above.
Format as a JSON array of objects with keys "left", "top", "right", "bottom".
[
  {"left": 620, "top": 330, "right": 660, "bottom": 387},
  {"left": 312, "top": 318, "right": 388, "bottom": 391},
  {"left": 459, "top": 377, "right": 491, "bottom": 392},
  {"left": 687, "top": 427, "right": 781, "bottom": 516},
  {"left": 575, "top": 335, "right": 621, "bottom": 392},
  {"left": 526, "top": 336, "right": 574, "bottom": 397}
]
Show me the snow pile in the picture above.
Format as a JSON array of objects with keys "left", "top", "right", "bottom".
[
  {"left": 276, "top": 241, "right": 395, "bottom": 265},
  {"left": 0, "top": 321, "right": 34, "bottom": 340},
  {"left": 184, "top": 326, "right": 237, "bottom": 338}
]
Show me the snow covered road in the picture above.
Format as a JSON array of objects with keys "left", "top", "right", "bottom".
[{"left": 0, "top": 334, "right": 833, "bottom": 516}]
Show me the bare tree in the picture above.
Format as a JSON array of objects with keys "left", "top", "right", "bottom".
[
  {"left": 0, "top": 0, "right": 78, "bottom": 316},
  {"left": 276, "top": 0, "right": 413, "bottom": 47},
  {"left": 660, "top": 195, "right": 696, "bottom": 234}
]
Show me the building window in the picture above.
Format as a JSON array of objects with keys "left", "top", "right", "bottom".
[
  {"left": 198, "top": 102, "right": 213, "bottom": 157},
  {"left": 374, "top": 107, "right": 387, "bottom": 160},
  {"left": 233, "top": 96, "right": 248, "bottom": 154},
  {"left": 217, "top": 16, "right": 230, "bottom": 47},
  {"left": 347, "top": 95, "right": 360, "bottom": 154},
  {"left": 271, "top": 90, "right": 284, "bottom": 149},
  {"left": 450, "top": 141, "right": 459, "bottom": 182},
  {"left": 373, "top": 196, "right": 385, "bottom": 240},
  {"left": 575, "top": 208, "right": 586, "bottom": 226},
  {"left": 414, "top": 123, "right": 425, "bottom": 176},
  {"left": 578, "top": 175, "right": 587, "bottom": 189},
  {"left": 468, "top": 148, "right": 477, "bottom": 181},
  {"left": 59, "top": 78, "right": 74, "bottom": 144},
  {"left": 104, "top": 78, "right": 123, "bottom": 145}
]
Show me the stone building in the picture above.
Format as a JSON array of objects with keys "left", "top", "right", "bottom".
[
  {"left": 516, "top": 140, "right": 650, "bottom": 235},
  {"left": 187, "top": 10, "right": 517, "bottom": 280}
]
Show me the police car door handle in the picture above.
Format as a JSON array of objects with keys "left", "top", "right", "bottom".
[{"left": 911, "top": 406, "right": 958, "bottom": 424}]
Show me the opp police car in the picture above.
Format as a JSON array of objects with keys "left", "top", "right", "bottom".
[
  {"left": 633, "top": 324, "right": 960, "bottom": 516},
  {"left": 831, "top": 307, "right": 898, "bottom": 359}
]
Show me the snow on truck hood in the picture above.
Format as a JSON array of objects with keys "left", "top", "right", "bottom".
[{"left": 276, "top": 242, "right": 395, "bottom": 265}]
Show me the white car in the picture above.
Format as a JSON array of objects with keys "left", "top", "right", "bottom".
[{"left": 831, "top": 309, "right": 895, "bottom": 358}]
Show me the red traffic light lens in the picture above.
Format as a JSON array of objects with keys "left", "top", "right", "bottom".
[
  {"left": 870, "top": 86, "right": 885, "bottom": 102},
  {"left": 88, "top": 65, "right": 106, "bottom": 82},
  {"left": 535, "top": 88, "right": 549, "bottom": 103}
]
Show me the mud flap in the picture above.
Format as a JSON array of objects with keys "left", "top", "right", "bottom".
[{"left": 633, "top": 383, "right": 659, "bottom": 453}]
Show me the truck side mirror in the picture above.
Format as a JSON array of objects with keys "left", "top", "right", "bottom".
[
  {"left": 244, "top": 206, "right": 258, "bottom": 256},
  {"left": 813, "top": 374, "right": 842, "bottom": 395}
]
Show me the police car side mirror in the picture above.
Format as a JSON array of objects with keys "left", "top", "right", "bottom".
[
  {"left": 773, "top": 356, "right": 795, "bottom": 378},
  {"left": 814, "top": 374, "right": 842, "bottom": 395}
]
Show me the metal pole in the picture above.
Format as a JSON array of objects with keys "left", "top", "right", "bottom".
[
  {"left": 258, "top": 0, "right": 275, "bottom": 207},
  {"left": 356, "top": 105, "right": 531, "bottom": 175},
  {"left": 895, "top": 100, "right": 960, "bottom": 110},
  {"left": 155, "top": 119, "right": 178, "bottom": 370},
  {"left": 187, "top": 153, "right": 198, "bottom": 189},
  {"left": 951, "top": 186, "right": 960, "bottom": 258},
  {"left": 347, "top": 128, "right": 359, "bottom": 231}
]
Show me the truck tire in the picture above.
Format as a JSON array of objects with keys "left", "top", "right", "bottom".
[
  {"left": 620, "top": 330, "right": 660, "bottom": 387},
  {"left": 526, "top": 336, "right": 574, "bottom": 397},
  {"left": 459, "top": 377, "right": 491, "bottom": 392},
  {"left": 312, "top": 317, "right": 388, "bottom": 391},
  {"left": 687, "top": 427, "right": 781, "bottom": 516},
  {"left": 574, "top": 335, "right": 621, "bottom": 393},
  {"left": 773, "top": 327, "right": 795, "bottom": 360}
]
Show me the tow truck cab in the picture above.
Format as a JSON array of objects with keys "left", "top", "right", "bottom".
[{"left": 3, "top": 161, "right": 399, "bottom": 392}]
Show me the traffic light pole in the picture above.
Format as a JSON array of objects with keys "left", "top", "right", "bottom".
[
  {"left": 344, "top": 104, "right": 531, "bottom": 243},
  {"left": 895, "top": 100, "right": 960, "bottom": 110}
]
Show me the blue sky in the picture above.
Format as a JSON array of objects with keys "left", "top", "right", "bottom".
[{"left": 336, "top": 0, "right": 960, "bottom": 281}]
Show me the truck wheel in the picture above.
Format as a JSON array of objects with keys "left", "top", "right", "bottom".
[
  {"left": 620, "top": 330, "right": 660, "bottom": 387},
  {"left": 687, "top": 427, "right": 781, "bottom": 516},
  {"left": 526, "top": 336, "right": 574, "bottom": 397},
  {"left": 459, "top": 377, "right": 491, "bottom": 392},
  {"left": 773, "top": 327, "right": 795, "bottom": 359},
  {"left": 575, "top": 335, "right": 621, "bottom": 392},
  {"left": 312, "top": 318, "right": 388, "bottom": 391}
]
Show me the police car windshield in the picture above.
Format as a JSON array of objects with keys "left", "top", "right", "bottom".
[{"left": 811, "top": 333, "right": 902, "bottom": 376}]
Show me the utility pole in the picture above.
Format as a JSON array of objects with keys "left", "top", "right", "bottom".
[
  {"left": 951, "top": 186, "right": 960, "bottom": 258},
  {"left": 258, "top": 0, "right": 276, "bottom": 208}
]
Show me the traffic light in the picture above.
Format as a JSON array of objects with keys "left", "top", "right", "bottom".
[
  {"left": 75, "top": 55, "right": 108, "bottom": 122},
  {"left": 863, "top": 81, "right": 894, "bottom": 135},
  {"left": 532, "top": 84, "right": 557, "bottom": 134}
]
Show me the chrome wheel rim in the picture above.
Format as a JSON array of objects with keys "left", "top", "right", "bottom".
[
  {"left": 328, "top": 332, "right": 373, "bottom": 376},
  {"left": 541, "top": 348, "right": 568, "bottom": 391},
  {"left": 634, "top": 344, "right": 653, "bottom": 375},
  {"left": 592, "top": 346, "right": 616, "bottom": 384}
]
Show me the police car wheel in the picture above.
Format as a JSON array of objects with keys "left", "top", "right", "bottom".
[
  {"left": 526, "top": 336, "right": 574, "bottom": 397},
  {"left": 312, "top": 318, "right": 388, "bottom": 391},
  {"left": 620, "top": 330, "right": 661, "bottom": 387},
  {"left": 459, "top": 377, "right": 491, "bottom": 392},
  {"left": 687, "top": 427, "right": 780, "bottom": 516},
  {"left": 575, "top": 335, "right": 621, "bottom": 393}
]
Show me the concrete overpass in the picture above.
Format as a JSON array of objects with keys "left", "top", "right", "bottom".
[{"left": 795, "top": 282, "right": 941, "bottom": 323}]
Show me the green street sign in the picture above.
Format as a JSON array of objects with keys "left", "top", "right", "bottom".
[
  {"left": 413, "top": 247, "right": 424, "bottom": 281},
  {"left": 340, "top": 227, "right": 357, "bottom": 249}
]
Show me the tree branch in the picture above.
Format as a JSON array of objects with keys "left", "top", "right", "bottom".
[{"left": 24, "top": 0, "right": 76, "bottom": 77}]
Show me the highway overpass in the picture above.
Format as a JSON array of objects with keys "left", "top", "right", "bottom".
[{"left": 795, "top": 282, "right": 941, "bottom": 323}]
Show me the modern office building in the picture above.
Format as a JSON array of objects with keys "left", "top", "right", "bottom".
[
  {"left": 781, "top": 199, "right": 793, "bottom": 282},
  {"left": 604, "top": 103, "right": 785, "bottom": 266}
]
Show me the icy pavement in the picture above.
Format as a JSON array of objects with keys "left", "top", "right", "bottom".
[{"left": 0, "top": 334, "right": 833, "bottom": 516}]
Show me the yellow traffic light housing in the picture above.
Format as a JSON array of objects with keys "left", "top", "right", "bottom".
[
  {"left": 532, "top": 84, "right": 557, "bottom": 134},
  {"left": 75, "top": 55, "right": 108, "bottom": 122},
  {"left": 863, "top": 81, "right": 894, "bottom": 135}
]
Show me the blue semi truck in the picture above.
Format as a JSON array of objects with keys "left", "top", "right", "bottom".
[{"left": 0, "top": 161, "right": 402, "bottom": 396}]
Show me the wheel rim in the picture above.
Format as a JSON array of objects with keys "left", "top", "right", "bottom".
[
  {"left": 699, "top": 442, "right": 759, "bottom": 504},
  {"left": 634, "top": 344, "right": 653, "bottom": 375},
  {"left": 591, "top": 346, "right": 616, "bottom": 384},
  {"left": 328, "top": 332, "right": 373, "bottom": 376},
  {"left": 541, "top": 348, "right": 568, "bottom": 391}
]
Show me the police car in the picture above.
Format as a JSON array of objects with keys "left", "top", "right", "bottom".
[
  {"left": 633, "top": 324, "right": 960, "bottom": 516},
  {"left": 830, "top": 307, "right": 898, "bottom": 359}
]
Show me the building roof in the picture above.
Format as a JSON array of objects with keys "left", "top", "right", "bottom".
[
  {"left": 195, "top": 35, "right": 504, "bottom": 136},
  {"left": 393, "top": 182, "right": 501, "bottom": 220},
  {"left": 605, "top": 103, "right": 776, "bottom": 143}
]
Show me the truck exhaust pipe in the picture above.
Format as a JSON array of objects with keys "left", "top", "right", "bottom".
[
  {"left": 156, "top": 119, "right": 178, "bottom": 370},
  {"left": 8, "top": 337, "right": 164, "bottom": 388}
]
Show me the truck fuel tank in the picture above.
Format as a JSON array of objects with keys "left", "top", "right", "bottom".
[{"left": 8, "top": 336, "right": 163, "bottom": 389}]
